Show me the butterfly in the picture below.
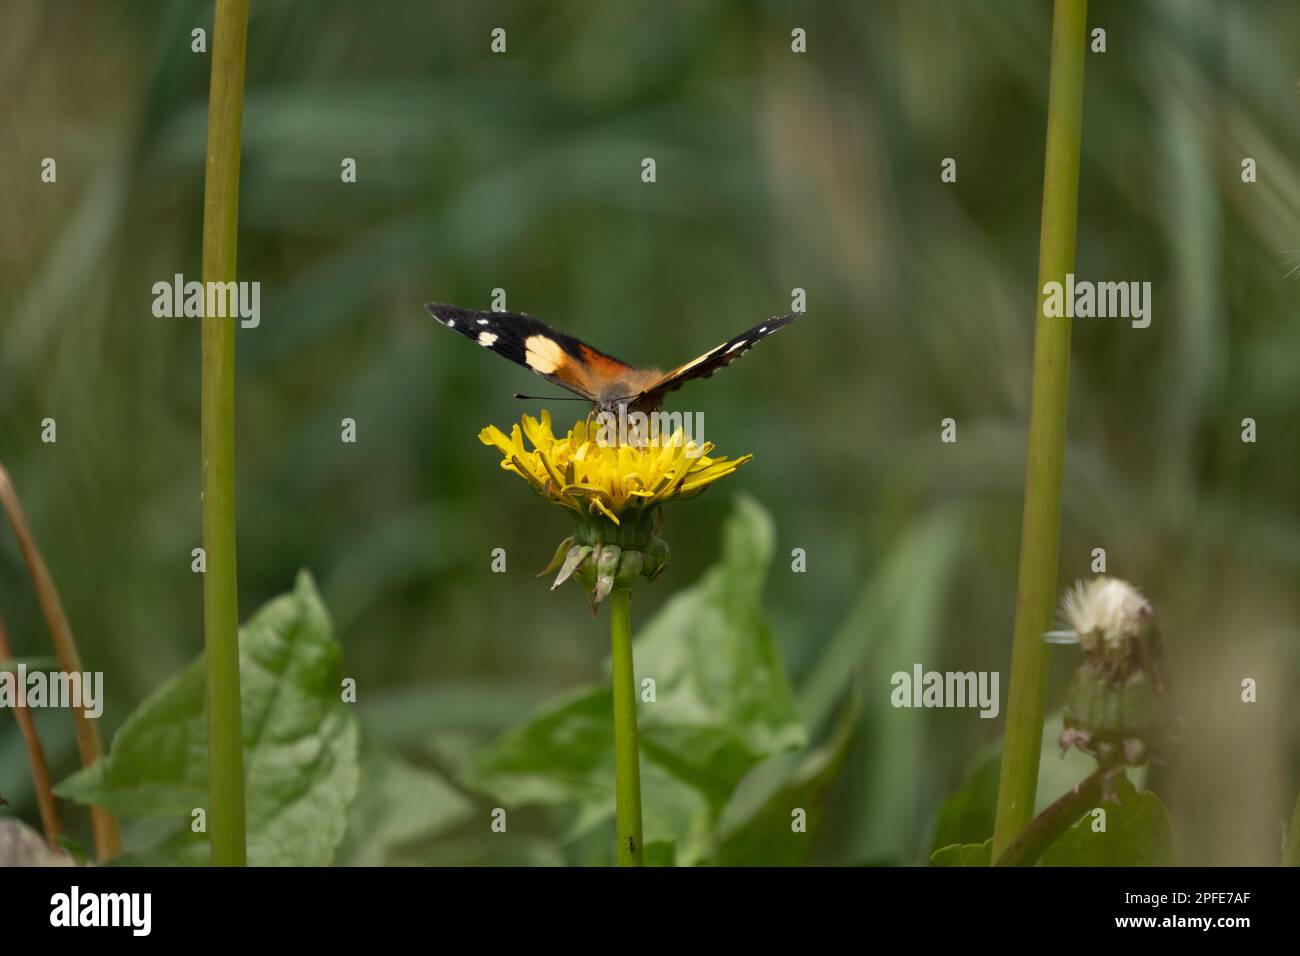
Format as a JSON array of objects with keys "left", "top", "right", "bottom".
[{"left": 425, "top": 303, "right": 804, "bottom": 414}]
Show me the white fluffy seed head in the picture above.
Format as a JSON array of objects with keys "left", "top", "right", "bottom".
[{"left": 1061, "top": 576, "right": 1151, "bottom": 656}]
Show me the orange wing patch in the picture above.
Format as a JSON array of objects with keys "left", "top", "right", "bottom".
[{"left": 579, "top": 344, "right": 637, "bottom": 378}]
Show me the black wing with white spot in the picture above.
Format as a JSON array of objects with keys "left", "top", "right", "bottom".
[
  {"left": 425, "top": 303, "right": 638, "bottom": 401},
  {"left": 635, "top": 311, "right": 805, "bottom": 405}
]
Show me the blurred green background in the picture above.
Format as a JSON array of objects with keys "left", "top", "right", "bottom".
[{"left": 1, "top": 0, "right": 1298, "bottom": 865}]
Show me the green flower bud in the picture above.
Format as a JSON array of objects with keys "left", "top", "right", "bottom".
[
  {"left": 538, "top": 505, "right": 671, "bottom": 610},
  {"left": 1061, "top": 659, "right": 1169, "bottom": 769}
]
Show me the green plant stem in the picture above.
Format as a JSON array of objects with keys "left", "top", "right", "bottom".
[
  {"left": 201, "top": 0, "right": 250, "bottom": 867},
  {"left": 609, "top": 587, "right": 644, "bottom": 866},
  {"left": 1284, "top": 789, "right": 1300, "bottom": 866},
  {"left": 995, "top": 769, "right": 1102, "bottom": 866},
  {"left": 0, "top": 463, "right": 119, "bottom": 859},
  {"left": 991, "top": 0, "right": 1088, "bottom": 860}
]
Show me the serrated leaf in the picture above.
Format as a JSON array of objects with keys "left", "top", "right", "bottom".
[
  {"left": 930, "top": 839, "right": 992, "bottom": 866},
  {"left": 1039, "top": 776, "right": 1176, "bottom": 866},
  {"left": 928, "top": 744, "right": 1001, "bottom": 856},
  {"left": 56, "top": 571, "right": 359, "bottom": 866}
]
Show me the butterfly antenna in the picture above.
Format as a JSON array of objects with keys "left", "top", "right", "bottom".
[{"left": 513, "top": 393, "right": 590, "bottom": 402}]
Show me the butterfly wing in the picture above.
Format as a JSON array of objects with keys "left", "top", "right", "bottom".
[
  {"left": 633, "top": 312, "right": 804, "bottom": 407},
  {"left": 426, "top": 303, "right": 642, "bottom": 402}
]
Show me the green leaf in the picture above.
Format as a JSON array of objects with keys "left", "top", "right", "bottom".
[
  {"left": 643, "top": 840, "right": 676, "bottom": 867},
  {"left": 55, "top": 834, "right": 88, "bottom": 863},
  {"left": 1039, "top": 776, "right": 1177, "bottom": 866},
  {"left": 930, "top": 839, "right": 992, "bottom": 866},
  {"left": 465, "top": 686, "right": 617, "bottom": 825},
  {"left": 633, "top": 496, "right": 806, "bottom": 807},
  {"left": 56, "top": 571, "right": 359, "bottom": 866},
  {"left": 715, "top": 699, "right": 855, "bottom": 866},
  {"left": 928, "top": 743, "right": 1001, "bottom": 854},
  {"left": 464, "top": 672, "right": 714, "bottom": 864},
  {"left": 335, "top": 749, "right": 475, "bottom": 866},
  {"left": 466, "top": 496, "right": 806, "bottom": 865}
]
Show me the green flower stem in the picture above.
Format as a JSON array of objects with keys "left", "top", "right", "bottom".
[
  {"left": 992, "top": 0, "right": 1088, "bottom": 860},
  {"left": 200, "top": 0, "right": 250, "bottom": 867},
  {"left": 1284, "top": 789, "right": 1300, "bottom": 866},
  {"left": 609, "top": 587, "right": 644, "bottom": 866},
  {"left": 994, "top": 769, "right": 1102, "bottom": 867}
]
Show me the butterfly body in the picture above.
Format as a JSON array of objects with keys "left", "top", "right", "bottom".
[{"left": 425, "top": 303, "right": 802, "bottom": 415}]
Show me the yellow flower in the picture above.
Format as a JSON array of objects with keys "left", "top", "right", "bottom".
[
  {"left": 478, "top": 410, "right": 751, "bottom": 525},
  {"left": 480, "top": 410, "right": 753, "bottom": 607}
]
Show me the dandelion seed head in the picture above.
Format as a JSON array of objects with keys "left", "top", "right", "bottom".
[{"left": 1061, "top": 576, "right": 1150, "bottom": 656}]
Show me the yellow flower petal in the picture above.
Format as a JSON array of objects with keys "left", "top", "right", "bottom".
[
  {"left": 521, "top": 411, "right": 555, "bottom": 450},
  {"left": 590, "top": 496, "right": 621, "bottom": 525},
  {"left": 480, "top": 412, "right": 751, "bottom": 520},
  {"left": 479, "top": 425, "right": 514, "bottom": 455}
]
